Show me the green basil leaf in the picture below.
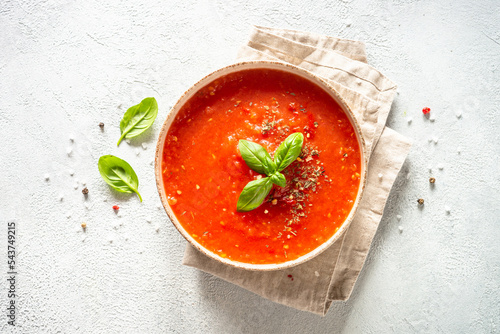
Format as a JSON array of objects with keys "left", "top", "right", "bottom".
[
  {"left": 236, "top": 177, "right": 273, "bottom": 212},
  {"left": 270, "top": 172, "right": 286, "bottom": 187},
  {"left": 117, "top": 97, "right": 158, "bottom": 146},
  {"left": 98, "top": 155, "right": 143, "bottom": 202},
  {"left": 273, "top": 132, "right": 304, "bottom": 172},
  {"left": 238, "top": 140, "right": 276, "bottom": 175}
]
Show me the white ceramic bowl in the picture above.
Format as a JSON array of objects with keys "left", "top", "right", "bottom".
[{"left": 155, "top": 61, "right": 367, "bottom": 271}]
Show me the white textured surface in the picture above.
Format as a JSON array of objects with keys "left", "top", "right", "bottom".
[{"left": 1, "top": 0, "right": 499, "bottom": 332}]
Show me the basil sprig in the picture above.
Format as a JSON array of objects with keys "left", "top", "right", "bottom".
[
  {"left": 117, "top": 97, "right": 158, "bottom": 146},
  {"left": 98, "top": 155, "right": 143, "bottom": 202},
  {"left": 236, "top": 132, "right": 304, "bottom": 212}
]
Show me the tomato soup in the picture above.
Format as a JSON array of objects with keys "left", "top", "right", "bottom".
[{"left": 162, "top": 68, "right": 361, "bottom": 264}]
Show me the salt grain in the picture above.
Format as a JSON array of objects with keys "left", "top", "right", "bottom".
[
  {"left": 455, "top": 110, "right": 462, "bottom": 118},
  {"left": 58, "top": 194, "right": 64, "bottom": 201},
  {"left": 428, "top": 165, "right": 433, "bottom": 172},
  {"left": 81, "top": 180, "right": 86, "bottom": 186},
  {"left": 433, "top": 136, "right": 439, "bottom": 144},
  {"left": 438, "top": 163, "right": 444, "bottom": 170},
  {"left": 142, "top": 143, "right": 148, "bottom": 150},
  {"left": 126, "top": 139, "right": 131, "bottom": 144},
  {"left": 398, "top": 226, "right": 403, "bottom": 233},
  {"left": 406, "top": 172, "right": 411, "bottom": 180},
  {"left": 103, "top": 198, "right": 108, "bottom": 202},
  {"left": 378, "top": 173, "right": 383, "bottom": 179},
  {"left": 445, "top": 206, "right": 451, "bottom": 214},
  {"left": 157, "top": 204, "right": 162, "bottom": 210},
  {"left": 66, "top": 212, "right": 72, "bottom": 218},
  {"left": 429, "top": 114, "right": 435, "bottom": 122},
  {"left": 315, "top": 271, "right": 320, "bottom": 277},
  {"left": 428, "top": 137, "right": 433, "bottom": 143},
  {"left": 457, "top": 147, "right": 462, "bottom": 154},
  {"left": 69, "top": 135, "right": 75, "bottom": 142},
  {"left": 44, "top": 174, "right": 50, "bottom": 181},
  {"left": 397, "top": 215, "right": 402, "bottom": 221},
  {"left": 69, "top": 169, "right": 75, "bottom": 176},
  {"left": 407, "top": 117, "right": 412, "bottom": 124},
  {"left": 146, "top": 217, "right": 152, "bottom": 223},
  {"left": 73, "top": 183, "right": 79, "bottom": 189},
  {"left": 150, "top": 160, "right": 154, "bottom": 166},
  {"left": 136, "top": 149, "right": 141, "bottom": 156},
  {"left": 66, "top": 147, "right": 73, "bottom": 156}
]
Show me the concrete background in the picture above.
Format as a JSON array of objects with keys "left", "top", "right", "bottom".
[{"left": 1, "top": 0, "right": 499, "bottom": 333}]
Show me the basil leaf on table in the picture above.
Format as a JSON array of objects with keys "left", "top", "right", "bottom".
[
  {"left": 98, "top": 155, "right": 143, "bottom": 202},
  {"left": 270, "top": 172, "right": 286, "bottom": 187},
  {"left": 273, "top": 132, "right": 304, "bottom": 171},
  {"left": 238, "top": 140, "right": 276, "bottom": 175},
  {"left": 236, "top": 177, "right": 273, "bottom": 212},
  {"left": 117, "top": 97, "right": 158, "bottom": 146}
]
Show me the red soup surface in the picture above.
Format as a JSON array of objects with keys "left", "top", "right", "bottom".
[{"left": 162, "top": 68, "right": 361, "bottom": 264}]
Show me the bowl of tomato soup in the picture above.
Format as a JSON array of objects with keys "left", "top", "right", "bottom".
[{"left": 155, "top": 61, "right": 367, "bottom": 271}]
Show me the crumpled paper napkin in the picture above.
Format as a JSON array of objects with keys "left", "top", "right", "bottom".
[{"left": 182, "top": 26, "right": 412, "bottom": 315}]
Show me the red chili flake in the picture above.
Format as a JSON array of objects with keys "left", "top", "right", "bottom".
[
  {"left": 287, "top": 274, "right": 294, "bottom": 281},
  {"left": 112, "top": 205, "right": 119, "bottom": 210},
  {"left": 422, "top": 107, "right": 431, "bottom": 115}
]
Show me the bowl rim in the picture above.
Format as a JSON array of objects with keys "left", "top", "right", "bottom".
[{"left": 154, "top": 60, "right": 368, "bottom": 271}]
